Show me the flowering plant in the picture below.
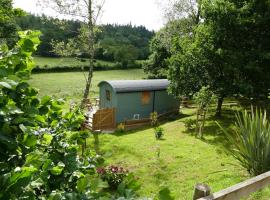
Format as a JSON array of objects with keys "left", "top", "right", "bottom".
[{"left": 97, "top": 165, "right": 129, "bottom": 189}]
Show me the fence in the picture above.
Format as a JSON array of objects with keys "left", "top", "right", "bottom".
[{"left": 193, "top": 171, "right": 270, "bottom": 200}]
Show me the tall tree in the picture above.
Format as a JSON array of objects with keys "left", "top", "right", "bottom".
[
  {"left": 0, "top": 0, "right": 24, "bottom": 47},
  {"left": 144, "top": 0, "right": 202, "bottom": 79},
  {"left": 38, "top": 0, "right": 105, "bottom": 107},
  {"left": 144, "top": 18, "right": 193, "bottom": 78},
  {"left": 169, "top": 0, "right": 270, "bottom": 116}
]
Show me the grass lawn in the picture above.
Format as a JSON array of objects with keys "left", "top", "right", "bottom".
[
  {"left": 88, "top": 107, "right": 270, "bottom": 199},
  {"left": 28, "top": 69, "right": 146, "bottom": 101},
  {"left": 34, "top": 56, "right": 114, "bottom": 68}
]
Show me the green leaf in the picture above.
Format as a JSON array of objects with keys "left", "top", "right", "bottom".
[
  {"left": 0, "top": 82, "right": 12, "bottom": 89},
  {"left": 158, "top": 187, "right": 174, "bottom": 200},
  {"left": 41, "top": 95, "right": 52, "bottom": 105},
  {"left": 8, "top": 166, "right": 37, "bottom": 189},
  {"left": 22, "top": 133, "right": 37, "bottom": 148},
  {"left": 35, "top": 115, "right": 46, "bottom": 124},
  {"left": 42, "top": 133, "right": 53, "bottom": 145},
  {"left": 50, "top": 162, "right": 65, "bottom": 176},
  {"left": 77, "top": 177, "right": 88, "bottom": 193},
  {"left": 39, "top": 106, "right": 49, "bottom": 115},
  {"left": 25, "top": 150, "right": 46, "bottom": 168},
  {"left": 19, "top": 124, "right": 27, "bottom": 133}
]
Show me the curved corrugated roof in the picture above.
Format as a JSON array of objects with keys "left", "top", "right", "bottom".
[{"left": 98, "top": 79, "right": 170, "bottom": 93}]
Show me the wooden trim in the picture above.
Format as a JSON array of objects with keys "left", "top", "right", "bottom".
[{"left": 197, "top": 171, "right": 270, "bottom": 200}]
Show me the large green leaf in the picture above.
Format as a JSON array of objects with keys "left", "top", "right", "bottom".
[
  {"left": 50, "top": 162, "right": 65, "bottom": 176},
  {"left": 0, "top": 82, "right": 12, "bottom": 89}
]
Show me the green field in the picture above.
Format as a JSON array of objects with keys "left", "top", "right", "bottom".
[
  {"left": 34, "top": 56, "right": 114, "bottom": 68},
  {"left": 29, "top": 69, "right": 146, "bottom": 100},
  {"left": 88, "top": 107, "right": 270, "bottom": 199}
]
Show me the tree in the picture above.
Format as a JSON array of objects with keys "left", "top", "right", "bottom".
[
  {"left": 0, "top": 0, "right": 24, "bottom": 47},
  {"left": 169, "top": 0, "right": 270, "bottom": 117},
  {"left": 144, "top": 18, "right": 194, "bottom": 78},
  {"left": 38, "top": 0, "right": 105, "bottom": 107},
  {"left": 158, "top": 0, "right": 201, "bottom": 24},
  {"left": 16, "top": 14, "right": 82, "bottom": 57}
]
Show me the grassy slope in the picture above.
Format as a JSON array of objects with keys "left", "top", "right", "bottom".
[
  {"left": 34, "top": 56, "right": 114, "bottom": 68},
  {"left": 88, "top": 107, "right": 270, "bottom": 199},
  {"left": 28, "top": 68, "right": 270, "bottom": 199},
  {"left": 28, "top": 69, "right": 146, "bottom": 100}
]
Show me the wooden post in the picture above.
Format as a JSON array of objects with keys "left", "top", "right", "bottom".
[{"left": 193, "top": 183, "right": 211, "bottom": 200}]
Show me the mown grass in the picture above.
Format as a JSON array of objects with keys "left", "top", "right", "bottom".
[
  {"left": 33, "top": 56, "right": 114, "bottom": 68},
  {"left": 28, "top": 66, "right": 270, "bottom": 199},
  {"left": 28, "top": 69, "right": 146, "bottom": 100},
  {"left": 88, "top": 107, "right": 270, "bottom": 199}
]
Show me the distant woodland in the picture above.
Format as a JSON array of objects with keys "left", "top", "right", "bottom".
[{"left": 16, "top": 14, "right": 154, "bottom": 61}]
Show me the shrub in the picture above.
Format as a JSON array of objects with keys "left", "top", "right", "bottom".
[
  {"left": 150, "top": 112, "right": 158, "bottom": 127},
  {"left": 117, "top": 123, "right": 125, "bottom": 132},
  {"left": 97, "top": 165, "right": 129, "bottom": 189},
  {"left": 218, "top": 108, "right": 270, "bottom": 176},
  {"left": 154, "top": 126, "right": 164, "bottom": 140},
  {"left": 184, "top": 119, "right": 196, "bottom": 131}
]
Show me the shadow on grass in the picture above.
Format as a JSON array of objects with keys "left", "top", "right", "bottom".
[
  {"left": 201, "top": 108, "right": 237, "bottom": 150},
  {"left": 111, "top": 112, "right": 192, "bottom": 137},
  {"left": 182, "top": 107, "right": 238, "bottom": 150}
]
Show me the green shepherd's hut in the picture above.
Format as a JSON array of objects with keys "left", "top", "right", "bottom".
[{"left": 97, "top": 79, "right": 180, "bottom": 125}]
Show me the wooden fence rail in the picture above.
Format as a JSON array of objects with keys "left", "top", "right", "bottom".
[{"left": 194, "top": 171, "right": 270, "bottom": 200}]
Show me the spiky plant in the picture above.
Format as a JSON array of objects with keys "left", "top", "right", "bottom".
[{"left": 219, "top": 108, "right": 270, "bottom": 176}]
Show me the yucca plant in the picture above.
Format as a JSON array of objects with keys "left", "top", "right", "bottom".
[{"left": 218, "top": 108, "right": 270, "bottom": 176}]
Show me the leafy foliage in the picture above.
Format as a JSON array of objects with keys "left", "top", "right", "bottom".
[
  {"left": 194, "top": 86, "right": 216, "bottom": 111},
  {"left": 219, "top": 108, "right": 270, "bottom": 176},
  {"left": 0, "top": 0, "right": 25, "bottom": 47},
  {"left": 0, "top": 30, "right": 147, "bottom": 199},
  {"left": 168, "top": 0, "right": 270, "bottom": 116},
  {"left": 0, "top": 30, "right": 86, "bottom": 199},
  {"left": 183, "top": 119, "right": 196, "bottom": 131},
  {"left": 144, "top": 19, "right": 193, "bottom": 78},
  {"left": 154, "top": 127, "right": 164, "bottom": 140}
]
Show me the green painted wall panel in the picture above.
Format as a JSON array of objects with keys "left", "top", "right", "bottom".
[
  {"left": 99, "top": 83, "right": 117, "bottom": 108},
  {"left": 154, "top": 91, "right": 180, "bottom": 115},
  {"left": 116, "top": 92, "right": 154, "bottom": 123}
]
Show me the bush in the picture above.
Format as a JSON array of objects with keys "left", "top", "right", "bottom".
[
  {"left": 150, "top": 112, "right": 158, "bottom": 127},
  {"left": 117, "top": 123, "right": 125, "bottom": 133},
  {"left": 184, "top": 119, "right": 196, "bottom": 131},
  {"left": 97, "top": 166, "right": 129, "bottom": 189},
  {"left": 154, "top": 126, "right": 164, "bottom": 140},
  {"left": 218, "top": 108, "right": 270, "bottom": 176}
]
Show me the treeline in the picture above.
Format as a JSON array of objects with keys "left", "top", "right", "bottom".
[{"left": 16, "top": 14, "right": 154, "bottom": 62}]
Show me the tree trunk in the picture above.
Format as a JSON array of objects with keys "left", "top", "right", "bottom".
[
  {"left": 195, "top": 0, "right": 201, "bottom": 24},
  {"left": 81, "top": 0, "right": 95, "bottom": 108},
  {"left": 215, "top": 96, "right": 224, "bottom": 117}
]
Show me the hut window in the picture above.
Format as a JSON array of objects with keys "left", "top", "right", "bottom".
[
  {"left": 141, "top": 91, "right": 151, "bottom": 105},
  {"left": 106, "top": 90, "right": 111, "bottom": 101}
]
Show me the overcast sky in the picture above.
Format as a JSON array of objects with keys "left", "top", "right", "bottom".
[{"left": 13, "top": 0, "right": 164, "bottom": 31}]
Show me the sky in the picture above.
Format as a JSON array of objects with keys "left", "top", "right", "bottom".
[{"left": 13, "top": 0, "right": 165, "bottom": 31}]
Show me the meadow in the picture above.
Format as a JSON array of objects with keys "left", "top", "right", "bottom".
[
  {"left": 34, "top": 56, "right": 115, "bottom": 68},
  {"left": 29, "top": 69, "right": 146, "bottom": 101}
]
